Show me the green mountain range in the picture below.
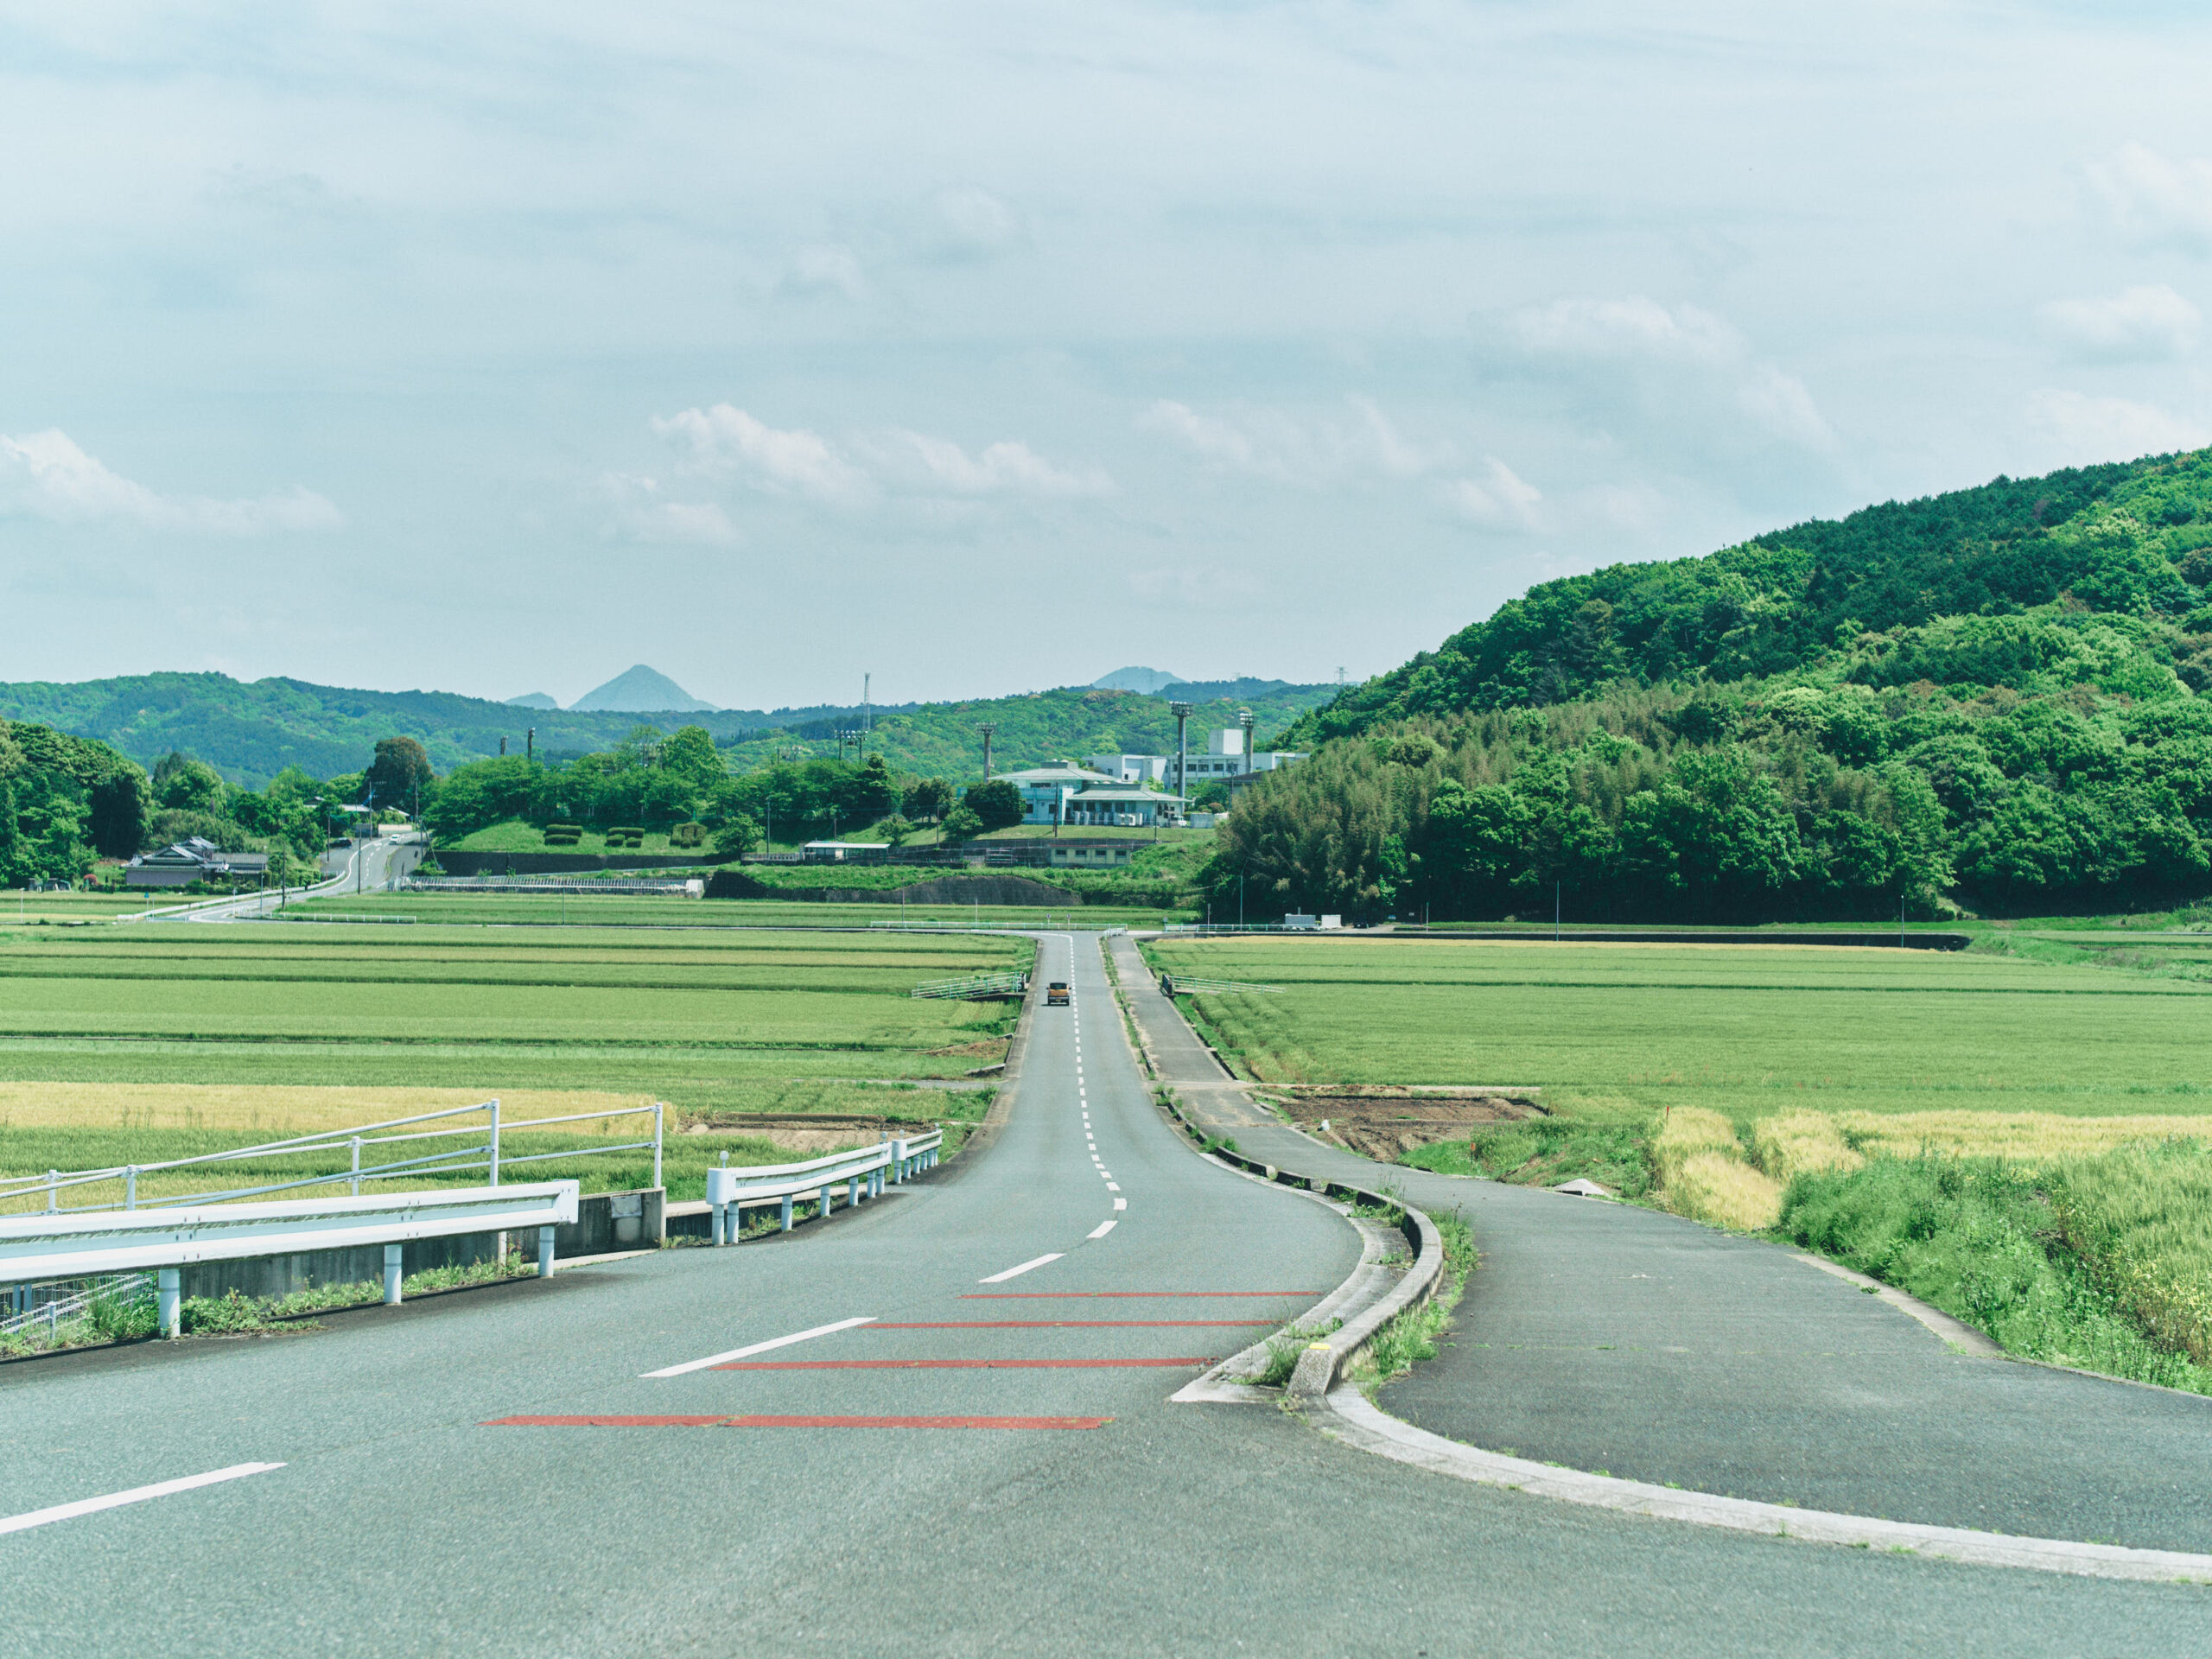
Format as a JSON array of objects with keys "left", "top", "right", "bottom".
[
  {"left": 0, "top": 671, "right": 1335, "bottom": 790},
  {"left": 1230, "top": 447, "right": 2212, "bottom": 921}
]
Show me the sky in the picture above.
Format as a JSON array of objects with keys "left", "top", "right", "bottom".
[{"left": 3, "top": 3, "right": 2211, "bottom": 711}]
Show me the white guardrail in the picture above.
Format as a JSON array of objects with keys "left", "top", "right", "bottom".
[
  {"left": 702, "top": 1132, "right": 942, "bottom": 1246},
  {"left": 0, "top": 1183, "right": 579, "bottom": 1338}
]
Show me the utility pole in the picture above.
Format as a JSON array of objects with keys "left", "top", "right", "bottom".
[
  {"left": 526, "top": 728, "right": 535, "bottom": 763},
  {"left": 1170, "top": 701, "right": 1192, "bottom": 827},
  {"left": 863, "top": 674, "right": 871, "bottom": 739},
  {"left": 499, "top": 736, "right": 506, "bottom": 756},
  {"left": 977, "top": 722, "right": 996, "bottom": 781}
]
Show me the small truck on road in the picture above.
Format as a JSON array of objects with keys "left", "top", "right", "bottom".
[{"left": 1046, "top": 982, "right": 1071, "bottom": 1007}]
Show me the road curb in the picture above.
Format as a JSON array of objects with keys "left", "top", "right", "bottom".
[
  {"left": 1149, "top": 1084, "right": 1446, "bottom": 1399},
  {"left": 1308, "top": 1386, "right": 2212, "bottom": 1585}
]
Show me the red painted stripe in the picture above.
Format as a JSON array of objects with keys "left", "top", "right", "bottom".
[
  {"left": 718, "top": 1414, "right": 1109, "bottom": 1430},
  {"left": 959, "top": 1292, "right": 1316, "bottom": 1300},
  {"left": 710, "top": 1357, "right": 1218, "bottom": 1370},
  {"left": 483, "top": 1415, "right": 729, "bottom": 1427},
  {"left": 871, "top": 1327, "right": 1274, "bottom": 1336}
]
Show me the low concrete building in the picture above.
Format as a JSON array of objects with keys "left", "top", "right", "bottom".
[
  {"left": 124, "top": 837, "right": 271, "bottom": 889},
  {"left": 1085, "top": 753, "right": 1169, "bottom": 785},
  {"left": 801, "top": 841, "right": 890, "bottom": 863},
  {"left": 1065, "top": 787, "right": 1185, "bottom": 828}
]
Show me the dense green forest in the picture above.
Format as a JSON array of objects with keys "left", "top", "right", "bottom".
[
  {"left": 1229, "top": 448, "right": 2212, "bottom": 922},
  {"left": 0, "top": 672, "right": 1329, "bottom": 788}
]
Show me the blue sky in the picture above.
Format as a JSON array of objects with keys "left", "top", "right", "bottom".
[{"left": 2, "top": 2, "right": 2209, "bottom": 709}]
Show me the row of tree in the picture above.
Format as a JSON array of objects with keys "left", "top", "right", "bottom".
[{"left": 1210, "top": 679, "right": 2212, "bottom": 922}]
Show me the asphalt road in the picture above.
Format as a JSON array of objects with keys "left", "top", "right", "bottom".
[
  {"left": 126, "top": 834, "right": 421, "bottom": 924},
  {"left": 0, "top": 933, "right": 2204, "bottom": 1654},
  {"left": 1109, "top": 932, "right": 2212, "bottom": 1554}
]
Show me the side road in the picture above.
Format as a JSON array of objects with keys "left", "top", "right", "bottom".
[{"left": 1108, "top": 932, "right": 2212, "bottom": 1556}]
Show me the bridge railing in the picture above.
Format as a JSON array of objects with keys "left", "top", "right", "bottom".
[{"left": 700, "top": 1131, "right": 943, "bottom": 1245}]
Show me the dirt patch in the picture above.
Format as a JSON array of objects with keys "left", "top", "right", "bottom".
[
  {"left": 926, "top": 1039, "right": 1009, "bottom": 1058},
  {"left": 1257, "top": 1088, "right": 1543, "bottom": 1161}
]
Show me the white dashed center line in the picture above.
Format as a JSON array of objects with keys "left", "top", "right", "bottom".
[{"left": 1087, "top": 1218, "right": 1117, "bottom": 1239}]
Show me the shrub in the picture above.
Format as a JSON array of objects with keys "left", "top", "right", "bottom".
[{"left": 671, "top": 822, "right": 706, "bottom": 849}]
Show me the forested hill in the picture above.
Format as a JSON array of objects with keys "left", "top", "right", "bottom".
[
  {"left": 1223, "top": 448, "right": 2212, "bottom": 923},
  {"left": 1292, "top": 449, "right": 2212, "bottom": 741},
  {"left": 0, "top": 671, "right": 1338, "bottom": 789}
]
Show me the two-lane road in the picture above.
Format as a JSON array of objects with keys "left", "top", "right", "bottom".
[{"left": 0, "top": 934, "right": 2197, "bottom": 1655}]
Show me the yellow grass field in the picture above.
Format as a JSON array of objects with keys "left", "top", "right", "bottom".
[{"left": 0, "top": 1081, "right": 655, "bottom": 1138}]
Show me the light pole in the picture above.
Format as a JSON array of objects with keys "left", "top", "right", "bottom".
[
  {"left": 1169, "top": 701, "right": 1192, "bottom": 828},
  {"left": 1238, "top": 708, "right": 1255, "bottom": 778},
  {"left": 976, "top": 723, "right": 996, "bottom": 782}
]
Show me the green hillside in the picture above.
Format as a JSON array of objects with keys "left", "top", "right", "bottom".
[
  {"left": 1230, "top": 448, "right": 2212, "bottom": 922},
  {"left": 0, "top": 673, "right": 1334, "bottom": 790}
]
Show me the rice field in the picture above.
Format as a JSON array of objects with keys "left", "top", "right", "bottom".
[
  {"left": 1141, "top": 936, "right": 2212, "bottom": 1122},
  {"left": 281, "top": 890, "right": 1179, "bottom": 929},
  {"left": 0, "top": 920, "right": 1027, "bottom": 1201}
]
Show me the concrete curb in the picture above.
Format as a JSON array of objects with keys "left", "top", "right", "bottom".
[
  {"left": 1149, "top": 1084, "right": 1446, "bottom": 1399},
  {"left": 1790, "top": 1254, "right": 2004, "bottom": 1356},
  {"left": 1311, "top": 1386, "right": 2212, "bottom": 1585}
]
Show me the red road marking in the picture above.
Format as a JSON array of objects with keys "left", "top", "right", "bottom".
[
  {"left": 959, "top": 1292, "right": 1317, "bottom": 1300},
  {"left": 720, "top": 1415, "right": 1109, "bottom": 1430},
  {"left": 871, "top": 1327, "right": 1274, "bottom": 1336},
  {"left": 481, "top": 1414, "right": 1109, "bottom": 1430},
  {"left": 711, "top": 1357, "right": 1218, "bottom": 1370},
  {"left": 483, "top": 1415, "right": 729, "bottom": 1427}
]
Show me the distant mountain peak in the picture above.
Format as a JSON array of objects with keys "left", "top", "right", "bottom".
[
  {"left": 568, "top": 665, "right": 716, "bottom": 714},
  {"left": 1091, "top": 665, "right": 1183, "bottom": 695},
  {"left": 504, "top": 692, "right": 558, "bottom": 709}
]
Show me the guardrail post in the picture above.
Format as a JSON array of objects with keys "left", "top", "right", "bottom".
[
  {"left": 349, "top": 1136, "right": 363, "bottom": 1197},
  {"left": 652, "top": 1103, "right": 664, "bottom": 1193},
  {"left": 711, "top": 1204, "right": 728, "bottom": 1245},
  {"left": 157, "top": 1268, "right": 181, "bottom": 1338},
  {"left": 780, "top": 1194, "right": 795, "bottom": 1233},
  {"left": 849, "top": 1174, "right": 861, "bottom": 1208},
  {"left": 537, "top": 1225, "right": 556, "bottom": 1278},
  {"left": 125, "top": 1166, "right": 137, "bottom": 1210},
  {"left": 383, "top": 1243, "right": 404, "bottom": 1305},
  {"left": 487, "top": 1099, "right": 501, "bottom": 1188},
  {"left": 46, "top": 1170, "right": 57, "bottom": 1213}
]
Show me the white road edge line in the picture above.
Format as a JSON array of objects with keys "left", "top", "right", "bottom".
[
  {"left": 979, "top": 1253, "right": 1064, "bottom": 1284},
  {"left": 1088, "top": 1218, "right": 1117, "bottom": 1239},
  {"left": 0, "top": 1463, "right": 284, "bottom": 1537},
  {"left": 643, "top": 1317, "right": 876, "bottom": 1377},
  {"left": 1319, "top": 1388, "right": 2212, "bottom": 1584}
]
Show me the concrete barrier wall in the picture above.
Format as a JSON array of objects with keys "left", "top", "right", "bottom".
[{"left": 434, "top": 850, "right": 732, "bottom": 876}]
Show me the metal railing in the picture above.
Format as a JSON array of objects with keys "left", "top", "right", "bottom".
[
  {"left": 0, "top": 1099, "right": 664, "bottom": 1219},
  {"left": 3, "top": 1271, "right": 151, "bottom": 1337},
  {"left": 910, "top": 972, "right": 1029, "bottom": 1001},
  {"left": 701, "top": 1131, "right": 942, "bottom": 1245},
  {"left": 1160, "top": 975, "right": 1282, "bottom": 995},
  {"left": 0, "top": 1183, "right": 581, "bottom": 1334}
]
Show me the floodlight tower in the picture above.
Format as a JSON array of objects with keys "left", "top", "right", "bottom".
[
  {"left": 1169, "top": 701, "right": 1192, "bottom": 823},
  {"left": 1238, "top": 708, "right": 1255, "bottom": 777},
  {"left": 976, "top": 722, "right": 997, "bottom": 781}
]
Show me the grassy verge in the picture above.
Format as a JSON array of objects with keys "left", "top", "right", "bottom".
[{"left": 1353, "top": 1211, "right": 1475, "bottom": 1393}]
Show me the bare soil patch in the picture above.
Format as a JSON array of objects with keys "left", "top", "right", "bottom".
[{"left": 1255, "top": 1086, "right": 1543, "bottom": 1161}]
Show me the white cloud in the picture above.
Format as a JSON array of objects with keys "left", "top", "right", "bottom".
[
  {"left": 2023, "top": 389, "right": 2209, "bottom": 462},
  {"left": 645, "top": 404, "right": 1106, "bottom": 515},
  {"left": 1503, "top": 296, "right": 1835, "bottom": 452},
  {"left": 1140, "top": 395, "right": 1448, "bottom": 482},
  {"left": 874, "top": 430, "right": 1109, "bottom": 497},
  {"left": 777, "top": 243, "right": 868, "bottom": 301},
  {"left": 651, "top": 404, "right": 875, "bottom": 504},
  {"left": 925, "top": 186, "right": 1025, "bottom": 260},
  {"left": 0, "top": 429, "right": 340, "bottom": 535},
  {"left": 597, "top": 474, "right": 740, "bottom": 545},
  {"left": 1444, "top": 460, "right": 1542, "bottom": 531},
  {"left": 2088, "top": 143, "right": 2212, "bottom": 252},
  {"left": 2037, "top": 284, "right": 2201, "bottom": 360}
]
